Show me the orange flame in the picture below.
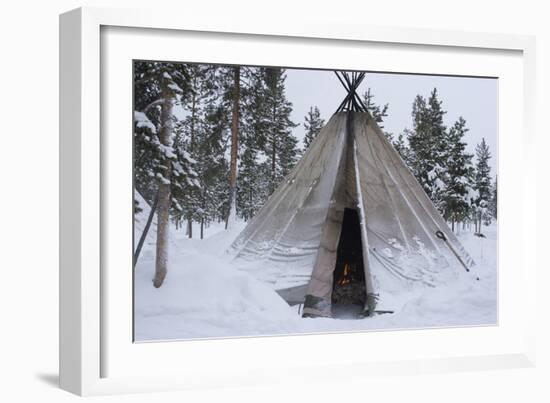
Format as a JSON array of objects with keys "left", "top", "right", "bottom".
[{"left": 339, "top": 263, "right": 351, "bottom": 286}]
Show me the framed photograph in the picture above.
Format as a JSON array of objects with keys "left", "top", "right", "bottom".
[{"left": 60, "top": 6, "right": 537, "bottom": 396}]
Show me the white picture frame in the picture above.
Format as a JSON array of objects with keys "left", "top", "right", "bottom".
[{"left": 60, "top": 6, "right": 537, "bottom": 396}]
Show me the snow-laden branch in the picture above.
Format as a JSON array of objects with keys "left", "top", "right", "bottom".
[
  {"left": 134, "top": 111, "right": 157, "bottom": 134},
  {"left": 143, "top": 98, "right": 165, "bottom": 114}
]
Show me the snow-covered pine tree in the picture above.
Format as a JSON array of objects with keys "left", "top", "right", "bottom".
[
  {"left": 260, "top": 67, "right": 299, "bottom": 195},
  {"left": 440, "top": 117, "right": 474, "bottom": 231},
  {"left": 152, "top": 65, "right": 184, "bottom": 288},
  {"left": 237, "top": 137, "right": 267, "bottom": 221},
  {"left": 134, "top": 63, "right": 163, "bottom": 269},
  {"left": 473, "top": 138, "right": 493, "bottom": 233},
  {"left": 225, "top": 66, "right": 241, "bottom": 229},
  {"left": 407, "top": 88, "right": 448, "bottom": 211},
  {"left": 134, "top": 62, "right": 168, "bottom": 203},
  {"left": 303, "top": 106, "right": 325, "bottom": 149},
  {"left": 173, "top": 64, "right": 218, "bottom": 238},
  {"left": 392, "top": 130, "right": 414, "bottom": 168},
  {"left": 133, "top": 61, "right": 201, "bottom": 287},
  {"left": 213, "top": 65, "right": 250, "bottom": 227},
  {"left": 195, "top": 101, "right": 230, "bottom": 237},
  {"left": 216, "top": 65, "right": 279, "bottom": 225},
  {"left": 237, "top": 67, "right": 270, "bottom": 221}
]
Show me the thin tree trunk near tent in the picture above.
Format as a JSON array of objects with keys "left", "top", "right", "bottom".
[
  {"left": 133, "top": 191, "right": 159, "bottom": 270},
  {"left": 153, "top": 87, "right": 174, "bottom": 289},
  {"left": 478, "top": 212, "right": 483, "bottom": 235},
  {"left": 187, "top": 91, "right": 197, "bottom": 238},
  {"left": 200, "top": 193, "right": 206, "bottom": 239},
  {"left": 226, "top": 66, "right": 240, "bottom": 230}
]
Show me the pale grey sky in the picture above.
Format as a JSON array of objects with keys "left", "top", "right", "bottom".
[{"left": 285, "top": 69, "right": 498, "bottom": 177}]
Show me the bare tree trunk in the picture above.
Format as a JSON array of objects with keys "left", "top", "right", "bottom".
[
  {"left": 153, "top": 85, "right": 174, "bottom": 289},
  {"left": 226, "top": 66, "right": 240, "bottom": 230},
  {"left": 187, "top": 219, "right": 193, "bottom": 239},
  {"left": 200, "top": 193, "right": 205, "bottom": 240}
]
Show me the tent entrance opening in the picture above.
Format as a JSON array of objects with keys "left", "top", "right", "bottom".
[{"left": 331, "top": 208, "right": 367, "bottom": 318}]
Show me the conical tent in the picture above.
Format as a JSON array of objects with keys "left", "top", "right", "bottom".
[{"left": 229, "top": 72, "right": 475, "bottom": 318}]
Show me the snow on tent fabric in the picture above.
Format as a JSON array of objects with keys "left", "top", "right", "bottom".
[{"left": 228, "top": 72, "right": 475, "bottom": 318}]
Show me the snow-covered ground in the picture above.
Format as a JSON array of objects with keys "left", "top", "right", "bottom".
[{"left": 134, "top": 195, "right": 497, "bottom": 341}]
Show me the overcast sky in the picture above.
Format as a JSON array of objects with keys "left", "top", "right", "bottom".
[{"left": 284, "top": 69, "right": 498, "bottom": 177}]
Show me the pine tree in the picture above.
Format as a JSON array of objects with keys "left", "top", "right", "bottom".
[
  {"left": 133, "top": 62, "right": 169, "bottom": 203},
  {"left": 363, "top": 87, "right": 394, "bottom": 143},
  {"left": 237, "top": 67, "right": 269, "bottom": 220},
  {"left": 473, "top": 138, "right": 492, "bottom": 233},
  {"left": 393, "top": 130, "right": 414, "bottom": 167},
  {"left": 133, "top": 61, "right": 195, "bottom": 287},
  {"left": 216, "top": 66, "right": 279, "bottom": 224},
  {"left": 303, "top": 106, "right": 325, "bottom": 149},
  {"left": 173, "top": 64, "right": 218, "bottom": 238},
  {"left": 260, "top": 67, "right": 299, "bottom": 195},
  {"left": 195, "top": 102, "right": 230, "bottom": 237},
  {"left": 363, "top": 87, "right": 388, "bottom": 128},
  {"left": 407, "top": 88, "right": 448, "bottom": 210},
  {"left": 237, "top": 138, "right": 266, "bottom": 221},
  {"left": 225, "top": 67, "right": 241, "bottom": 229},
  {"left": 440, "top": 117, "right": 474, "bottom": 231}
]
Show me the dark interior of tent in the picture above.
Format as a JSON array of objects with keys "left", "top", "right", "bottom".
[{"left": 331, "top": 208, "right": 367, "bottom": 318}]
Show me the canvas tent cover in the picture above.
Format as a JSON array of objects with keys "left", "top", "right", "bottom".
[{"left": 229, "top": 111, "right": 475, "bottom": 317}]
